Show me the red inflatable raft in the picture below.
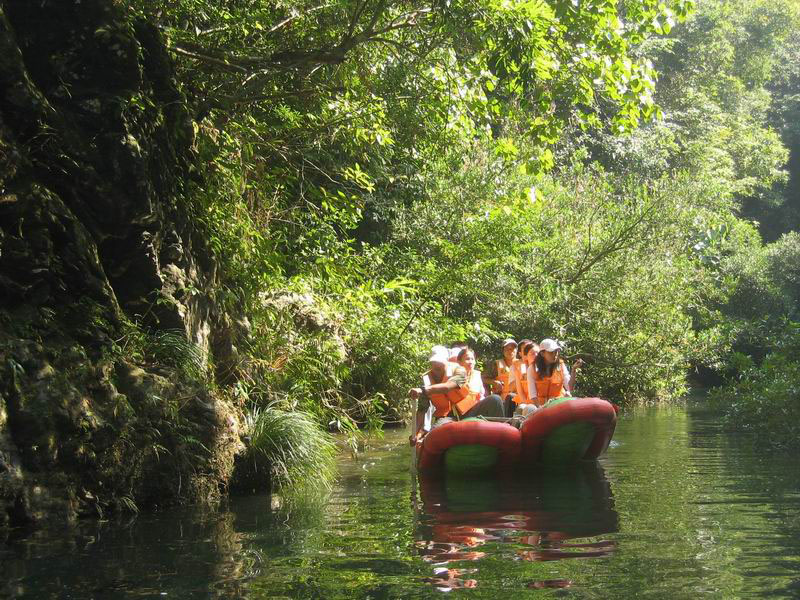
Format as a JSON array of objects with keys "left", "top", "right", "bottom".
[
  {"left": 520, "top": 397, "right": 617, "bottom": 465},
  {"left": 415, "top": 418, "right": 521, "bottom": 475}
]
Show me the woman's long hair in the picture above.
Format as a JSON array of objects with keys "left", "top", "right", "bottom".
[{"left": 534, "top": 351, "right": 560, "bottom": 378}]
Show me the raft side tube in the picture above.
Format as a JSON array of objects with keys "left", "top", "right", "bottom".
[
  {"left": 520, "top": 397, "right": 617, "bottom": 464},
  {"left": 416, "top": 419, "right": 521, "bottom": 473}
]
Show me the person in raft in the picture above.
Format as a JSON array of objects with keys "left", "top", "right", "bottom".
[
  {"left": 524, "top": 340, "right": 539, "bottom": 366},
  {"left": 525, "top": 338, "right": 582, "bottom": 406},
  {"left": 487, "top": 338, "right": 517, "bottom": 396},
  {"left": 483, "top": 338, "right": 519, "bottom": 417},
  {"left": 409, "top": 346, "right": 452, "bottom": 444},
  {"left": 409, "top": 347, "right": 505, "bottom": 434},
  {"left": 447, "top": 341, "right": 467, "bottom": 364},
  {"left": 511, "top": 338, "right": 535, "bottom": 406}
]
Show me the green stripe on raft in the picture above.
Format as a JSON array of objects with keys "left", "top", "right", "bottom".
[
  {"left": 443, "top": 444, "right": 500, "bottom": 475},
  {"left": 536, "top": 398, "right": 597, "bottom": 464},
  {"left": 539, "top": 421, "right": 596, "bottom": 464}
]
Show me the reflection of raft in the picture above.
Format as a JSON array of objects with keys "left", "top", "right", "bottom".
[
  {"left": 415, "top": 419, "right": 521, "bottom": 475},
  {"left": 415, "top": 462, "right": 619, "bottom": 563},
  {"left": 415, "top": 398, "right": 616, "bottom": 474},
  {"left": 520, "top": 397, "right": 617, "bottom": 465}
]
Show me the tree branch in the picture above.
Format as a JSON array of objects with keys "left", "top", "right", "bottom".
[
  {"left": 171, "top": 45, "right": 248, "bottom": 73},
  {"left": 267, "top": 3, "right": 334, "bottom": 35},
  {"left": 565, "top": 199, "right": 660, "bottom": 286}
]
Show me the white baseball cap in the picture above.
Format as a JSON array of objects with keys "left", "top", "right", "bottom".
[
  {"left": 428, "top": 349, "right": 449, "bottom": 365},
  {"left": 539, "top": 338, "right": 561, "bottom": 352}
]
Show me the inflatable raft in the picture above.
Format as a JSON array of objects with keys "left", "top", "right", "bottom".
[
  {"left": 415, "top": 418, "right": 521, "bottom": 475},
  {"left": 414, "top": 398, "right": 616, "bottom": 473},
  {"left": 520, "top": 397, "right": 617, "bottom": 465}
]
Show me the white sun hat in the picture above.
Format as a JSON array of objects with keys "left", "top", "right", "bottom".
[
  {"left": 428, "top": 349, "right": 450, "bottom": 365},
  {"left": 539, "top": 338, "right": 562, "bottom": 352}
]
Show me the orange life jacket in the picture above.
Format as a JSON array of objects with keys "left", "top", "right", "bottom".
[
  {"left": 533, "top": 361, "right": 566, "bottom": 406},
  {"left": 424, "top": 368, "right": 453, "bottom": 418},
  {"left": 446, "top": 369, "right": 484, "bottom": 417},
  {"left": 496, "top": 359, "right": 514, "bottom": 396},
  {"left": 511, "top": 358, "right": 529, "bottom": 404}
]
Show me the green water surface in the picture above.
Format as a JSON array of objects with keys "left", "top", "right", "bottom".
[{"left": 2, "top": 402, "right": 799, "bottom": 598}]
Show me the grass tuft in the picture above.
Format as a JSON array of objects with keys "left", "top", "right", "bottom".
[
  {"left": 148, "top": 329, "right": 207, "bottom": 381},
  {"left": 243, "top": 403, "right": 338, "bottom": 494}
]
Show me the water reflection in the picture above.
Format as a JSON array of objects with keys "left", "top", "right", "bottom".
[
  {"left": 4, "top": 406, "right": 800, "bottom": 598},
  {"left": 413, "top": 463, "right": 618, "bottom": 590},
  {"left": 0, "top": 508, "right": 256, "bottom": 599}
]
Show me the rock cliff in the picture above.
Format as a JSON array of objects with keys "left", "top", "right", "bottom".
[{"left": 0, "top": 0, "right": 242, "bottom": 525}]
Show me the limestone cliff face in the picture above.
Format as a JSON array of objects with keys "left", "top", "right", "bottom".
[{"left": 0, "top": 0, "right": 242, "bottom": 525}]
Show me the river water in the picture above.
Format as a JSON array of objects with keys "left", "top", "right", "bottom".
[{"left": 2, "top": 403, "right": 799, "bottom": 599}]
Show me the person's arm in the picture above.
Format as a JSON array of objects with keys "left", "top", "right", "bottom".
[
  {"left": 527, "top": 366, "right": 537, "bottom": 402},
  {"left": 409, "top": 378, "right": 459, "bottom": 399},
  {"left": 566, "top": 358, "right": 583, "bottom": 395},
  {"left": 561, "top": 362, "right": 572, "bottom": 396}
]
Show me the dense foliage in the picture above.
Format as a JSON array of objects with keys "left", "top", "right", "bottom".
[
  {"left": 122, "top": 0, "right": 799, "bottom": 448},
  {"left": 708, "top": 232, "right": 800, "bottom": 447}
]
